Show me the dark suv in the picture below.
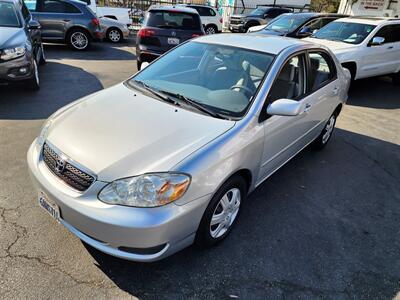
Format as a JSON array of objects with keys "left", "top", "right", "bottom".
[
  {"left": 229, "top": 6, "right": 291, "bottom": 33},
  {"left": 0, "top": 0, "right": 45, "bottom": 90},
  {"left": 25, "top": 0, "right": 103, "bottom": 50},
  {"left": 136, "top": 6, "right": 204, "bottom": 70}
]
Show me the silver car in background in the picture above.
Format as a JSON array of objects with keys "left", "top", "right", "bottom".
[
  {"left": 99, "top": 16, "right": 129, "bottom": 43},
  {"left": 27, "top": 34, "right": 350, "bottom": 262}
]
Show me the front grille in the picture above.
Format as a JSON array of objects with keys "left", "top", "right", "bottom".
[
  {"left": 230, "top": 18, "right": 243, "bottom": 25},
  {"left": 42, "top": 143, "right": 95, "bottom": 192}
]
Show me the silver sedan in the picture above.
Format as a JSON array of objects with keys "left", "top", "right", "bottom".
[
  {"left": 27, "top": 34, "right": 351, "bottom": 262},
  {"left": 99, "top": 16, "right": 130, "bottom": 43}
]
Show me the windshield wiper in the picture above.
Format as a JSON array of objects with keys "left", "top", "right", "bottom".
[
  {"left": 132, "top": 80, "right": 180, "bottom": 106},
  {"left": 160, "top": 90, "right": 227, "bottom": 119}
]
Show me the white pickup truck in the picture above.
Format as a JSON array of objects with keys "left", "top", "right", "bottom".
[{"left": 82, "top": 0, "right": 133, "bottom": 26}]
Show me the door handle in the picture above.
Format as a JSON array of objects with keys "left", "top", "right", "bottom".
[
  {"left": 332, "top": 87, "right": 339, "bottom": 96},
  {"left": 387, "top": 46, "right": 394, "bottom": 49},
  {"left": 63, "top": 19, "right": 71, "bottom": 22},
  {"left": 303, "top": 103, "right": 312, "bottom": 113}
]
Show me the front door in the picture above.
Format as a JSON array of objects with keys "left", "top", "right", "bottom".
[
  {"left": 257, "top": 51, "right": 340, "bottom": 185},
  {"left": 359, "top": 24, "right": 400, "bottom": 78}
]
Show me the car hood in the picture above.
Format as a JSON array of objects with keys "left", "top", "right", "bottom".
[
  {"left": 304, "top": 37, "right": 356, "bottom": 52},
  {"left": 46, "top": 83, "right": 235, "bottom": 182},
  {"left": 230, "top": 14, "right": 246, "bottom": 18},
  {"left": 258, "top": 29, "right": 285, "bottom": 36},
  {"left": 0, "top": 27, "right": 26, "bottom": 49}
]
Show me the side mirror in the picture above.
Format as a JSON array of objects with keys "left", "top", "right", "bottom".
[
  {"left": 298, "top": 26, "right": 312, "bottom": 37},
  {"left": 370, "top": 36, "right": 385, "bottom": 46},
  {"left": 28, "top": 20, "right": 41, "bottom": 30},
  {"left": 266, "top": 99, "right": 302, "bottom": 116}
]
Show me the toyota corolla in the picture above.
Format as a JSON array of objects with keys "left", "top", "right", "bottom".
[{"left": 27, "top": 34, "right": 350, "bottom": 262}]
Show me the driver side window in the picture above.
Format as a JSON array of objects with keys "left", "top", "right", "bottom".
[{"left": 267, "top": 54, "right": 306, "bottom": 103}]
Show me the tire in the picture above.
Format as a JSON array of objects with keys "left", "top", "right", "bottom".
[
  {"left": 311, "top": 112, "right": 337, "bottom": 150},
  {"left": 393, "top": 72, "right": 400, "bottom": 85},
  {"left": 195, "top": 175, "right": 247, "bottom": 247},
  {"left": 244, "top": 22, "right": 259, "bottom": 32},
  {"left": 205, "top": 25, "right": 217, "bottom": 35},
  {"left": 27, "top": 59, "right": 40, "bottom": 91},
  {"left": 67, "top": 29, "right": 90, "bottom": 51},
  {"left": 136, "top": 60, "right": 142, "bottom": 71},
  {"left": 107, "top": 28, "right": 122, "bottom": 43},
  {"left": 38, "top": 43, "right": 46, "bottom": 65}
]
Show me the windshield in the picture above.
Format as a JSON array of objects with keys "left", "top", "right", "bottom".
[
  {"left": 249, "top": 8, "right": 269, "bottom": 17},
  {"left": 145, "top": 10, "right": 201, "bottom": 30},
  {"left": 312, "top": 21, "right": 376, "bottom": 44},
  {"left": 128, "top": 41, "right": 275, "bottom": 118},
  {"left": 0, "top": 2, "right": 21, "bottom": 28},
  {"left": 265, "top": 14, "right": 309, "bottom": 33}
]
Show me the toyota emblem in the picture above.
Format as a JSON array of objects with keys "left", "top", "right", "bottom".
[{"left": 55, "top": 158, "right": 66, "bottom": 173}]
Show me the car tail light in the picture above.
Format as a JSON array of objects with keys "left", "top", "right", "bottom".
[
  {"left": 138, "top": 28, "right": 155, "bottom": 38},
  {"left": 91, "top": 18, "right": 100, "bottom": 27},
  {"left": 219, "top": 18, "right": 223, "bottom": 23}
]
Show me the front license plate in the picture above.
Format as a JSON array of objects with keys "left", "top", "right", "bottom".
[
  {"left": 38, "top": 191, "right": 60, "bottom": 222},
  {"left": 168, "top": 37, "right": 179, "bottom": 45}
]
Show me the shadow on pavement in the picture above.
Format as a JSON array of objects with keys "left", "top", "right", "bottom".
[
  {"left": 43, "top": 39, "right": 136, "bottom": 61},
  {"left": 0, "top": 61, "right": 103, "bottom": 120},
  {"left": 347, "top": 76, "right": 400, "bottom": 109},
  {"left": 84, "top": 128, "right": 400, "bottom": 299}
]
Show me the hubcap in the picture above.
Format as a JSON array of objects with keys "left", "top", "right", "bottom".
[
  {"left": 322, "top": 115, "right": 335, "bottom": 144},
  {"left": 206, "top": 27, "right": 216, "bottom": 34},
  {"left": 109, "top": 30, "right": 121, "bottom": 42},
  {"left": 71, "top": 32, "right": 88, "bottom": 49},
  {"left": 210, "top": 188, "right": 241, "bottom": 238}
]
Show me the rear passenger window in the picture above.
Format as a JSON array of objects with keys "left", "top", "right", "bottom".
[
  {"left": 41, "top": 0, "right": 80, "bottom": 13},
  {"left": 308, "top": 52, "right": 336, "bottom": 91},
  {"left": 373, "top": 25, "right": 400, "bottom": 44},
  {"left": 268, "top": 54, "right": 306, "bottom": 102}
]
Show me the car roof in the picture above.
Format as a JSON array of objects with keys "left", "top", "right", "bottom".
[
  {"left": 334, "top": 16, "right": 400, "bottom": 25},
  {"left": 195, "top": 33, "right": 313, "bottom": 55},
  {"left": 280, "top": 12, "right": 348, "bottom": 18},
  {"left": 148, "top": 5, "right": 198, "bottom": 14}
]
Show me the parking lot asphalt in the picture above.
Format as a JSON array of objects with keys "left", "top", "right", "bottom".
[{"left": 0, "top": 39, "right": 399, "bottom": 300}]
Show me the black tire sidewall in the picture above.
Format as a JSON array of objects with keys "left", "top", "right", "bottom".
[
  {"left": 27, "top": 60, "right": 40, "bottom": 91},
  {"left": 195, "top": 175, "right": 247, "bottom": 247},
  {"left": 312, "top": 112, "right": 337, "bottom": 150}
]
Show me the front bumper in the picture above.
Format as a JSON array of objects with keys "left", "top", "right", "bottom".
[
  {"left": 229, "top": 24, "right": 245, "bottom": 32},
  {"left": 0, "top": 54, "right": 34, "bottom": 84},
  {"left": 27, "top": 141, "right": 210, "bottom": 262},
  {"left": 136, "top": 45, "right": 164, "bottom": 63}
]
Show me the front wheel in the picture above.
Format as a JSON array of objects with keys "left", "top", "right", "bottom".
[
  {"left": 136, "top": 60, "right": 142, "bottom": 71},
  {"left": 205, "top": 25, "right": 217, "bottom": 35},
  {"left": 393, "top": 71, "right": 400, "bottom": 85},
  {"left": 311, "top": 113, "right": 337, "bottom": 150},
  {"left": 195, "top": 175, "right": 247, "bottom": 247},
  {"left": 27, "top": 59, "right": 40, "bottom": 91},
  {"left": 68, "top": 29, "right": 90, "bottom": 50}
]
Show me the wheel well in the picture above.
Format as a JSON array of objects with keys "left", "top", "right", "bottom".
[
  {"left": 232, "top": 169, "right": 252, "bottom": 192},
  {"left": 103, "top": 15, "right": 117, "bottom": 20},
  {"left": 107, "top": 26, "right": 122, "bottom": 35},
  {"left": 205, "top": 24, "right": 217, "bottom": 29},
  {"left": 65, "top": 26, "right": 91, "bottom": 42},
  {"left": 341, "top": 62, "right": 356, "bottom": 80},
  {"left": 334, "top": 103, "right": 343, "bottom": 116},
  {"left": 244, "top": 21, "right": 260, "bottom": 30}
]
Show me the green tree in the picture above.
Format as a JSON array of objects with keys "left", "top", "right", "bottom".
[{"left": 311, "top": 0, "right": 340, "bottom": 12}]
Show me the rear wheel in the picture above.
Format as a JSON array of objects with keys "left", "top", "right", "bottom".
[
  {"left": 107, "top": 28, "right": 122, "bottom": 43},
  {"left": 311, "top": 112, "right": 337, "bottom": 150},
  {"left": 68, "top": 29, "right": 90, "bottom": 50},
  {"left": 205, "top": 24, "right": 217, "bottom": 35},
  {"left": 195, "top": 175, "right": 246, "bottom": 247}
]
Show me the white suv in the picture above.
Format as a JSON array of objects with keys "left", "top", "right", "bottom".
[
  {"left": 305, "top": 17, "right": 400, "bottom": 83},
  {"left": 180, "top": 4, "right": 222, "bottom": 34}
]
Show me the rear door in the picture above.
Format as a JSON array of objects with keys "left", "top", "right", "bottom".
[
  {"left": 145, "top": 10, "right": 202, "bottom": 52},
  {"left": 359, "top": 24, "right": 400, "bottom": 78},
  {"left": 31, "top": 0, "right": 80, "bottom": 40}
]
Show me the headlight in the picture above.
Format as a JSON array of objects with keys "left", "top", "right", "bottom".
[
  {"left": 98, "top": 173, "right": 191, "bottom": 207},
  {"left": 37, "top": 119, "right": 53, "bottom": 147},
  {"left": 0, "top": 46, "right": 26, "bottom": 61}
]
